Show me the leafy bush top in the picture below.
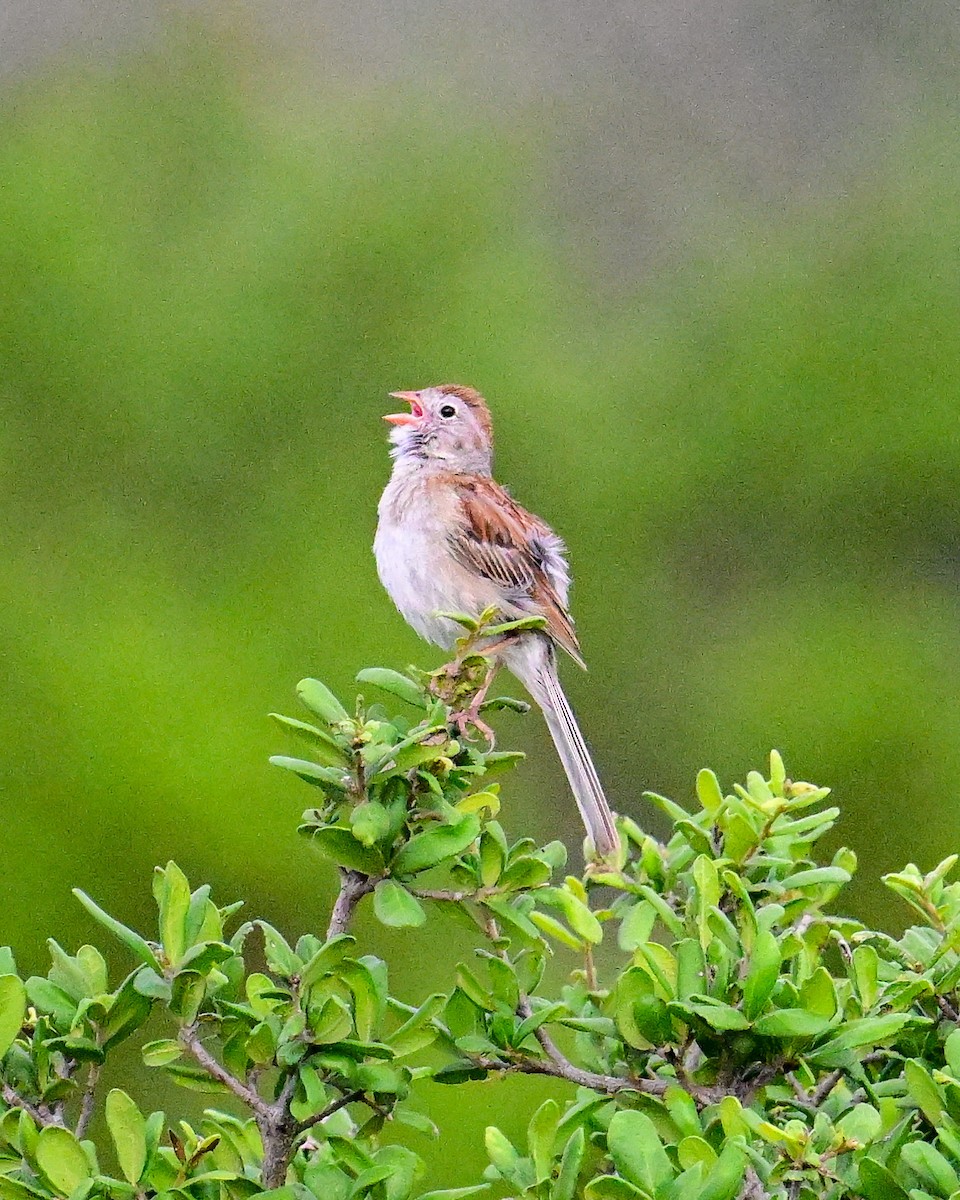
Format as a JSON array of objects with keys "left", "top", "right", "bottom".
[{"left": 0, "top": 658, "right": 959, "bottom": 1200}]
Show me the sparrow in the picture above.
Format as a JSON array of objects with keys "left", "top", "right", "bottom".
[{"left": 373, "top": 383, "right": 619, "bottom": 857}]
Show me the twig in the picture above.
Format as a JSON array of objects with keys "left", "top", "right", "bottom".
[
  {"left": 75, "top": 1062, "right": 101, "bottom": 1139},
  {"left": 293, "top": 1088, "right": 364, "bottom": 1136},
  {"left": 514, "top": 1050, "right": 659, "bottom": 1094},
  {"left": 514, "top": 997, "right": 705, "bottom": 1102},
  {"left": 811, "top": 1068, "right": 843, "bottom": 1107},
  {"left": 583, "top": 945, "right": 597, "bottom": 992},
  {"left": 179, "top": 1024, "right": 272, "bottom": 1118},
  {"left": 937, "top": 994, "right": 960, "bottom": 1023},
  {"left": 1, "top": 1082, "right": 59, "bottom": 1128},
  {"left": 412, "top": 888, "right": 485, "bottom": 902},
  {"left": 741, "top": 1166, "right": 772, "bottom": 1200},
  {"left": 326, "top": 870, "right": 375, "bottom": 939}
]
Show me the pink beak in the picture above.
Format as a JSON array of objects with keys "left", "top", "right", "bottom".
[{"left": 384, "top": 390, "right": 424, "bottom": 425}]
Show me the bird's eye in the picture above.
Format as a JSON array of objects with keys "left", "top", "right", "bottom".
[{"left": 439, "top": 404, "right": 456, "bottom": 419}]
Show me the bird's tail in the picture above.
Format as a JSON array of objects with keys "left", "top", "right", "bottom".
[{"left": 517, "top": 648, "right": 620, "bottom": 858}]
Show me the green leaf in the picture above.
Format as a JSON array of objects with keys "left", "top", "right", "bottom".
[
  {"left": 306, "top": 827, "right": 385, "bottom": 874},
  {"left": 0, "top": 976, "right": 26, "bottom": 1058},
  {"left": 481, "top": 751, "right": 525, "bottom": 776},
  {"left": 0, "top": 1179, "right": 46, "bottom": 1200},
  {"left": 905, "top": 1058, "right": 946, "bottom": 1125},
  {"left": 529, "top": 910, "right": 583, "bottom": 951},
  {"left": 102, "top": 973, "right": 153, "bottom": 1049},
  {"left": 635, "top": 885, "right": 684, "bottom": 939},
  {"left": 35, "top": 1126, "right": 92, "bottom": 1194},
  {"left": 945, "top": 1028, "right": 960, "bottom": 1079},
  {"left": 537, "top": 887, "right": 603, "bottom": 945},
  {"left": 161, "top": 1064, "right": 233, "bottom": 1093},
  {"left": 26, "top": 978, "right": 75, "bottom": 1027},
  {"left": 836, "top": 1103, "right": 882, "bottom": 1145},
  {"left": 618, "top": 902, "right": 657, "bottom": 951},
  {"left": 142, "top": 1038, "right": 183, "bottom": 1067},
  {"left": 675, "top": 938, "right": 705, "bottom": 1002},
  {"left": 391, "top": 815, "right": 481, "bottom": 876},
  {"left": 387, "top": 993, "right": 445, "bottom": 1056},
  {"left": 606, "top": 1111, "right": 673, "bottom": 1194},
  {"left": 256, "top": 922, "right": 303, "bottom": 979},
  {"left": 584, "top": 1179, "right": 647, "bottom": 1200},
  {"left": 297, "top": 677, "right": 349, "bottom": 723},
  {"left": 664, "top": 1085, "right": 702, "bottom": 1139},
  {"left": 670, "top": 996, "right": 750, "bottom": 1032},
  {"left": 499, "top": 856, "right": 552, "bottom": 892},
  {"left": 268, "top": 713, "right": 350, "bottom": 765},
  {"left": 351, "top": 801, "right": 394, "bottom": 847},
  {"left": 696, "top": 768, "right": 724, "bottom": 813},
  {"left": 381, "top": 732, "right": 452, "bottom": 776},
  {"left": 413, "top": 1188, "right": 490, "bottom": 1200},
  {"left": 722, "top": 813, "right": 761, "bottom": 862},
  {"left": 484, "top": 1126, "right": 532, "bottom": 1190},
  {"left": 132, "top": 967, "right": 171, "bottom": 1001},
  {"left": 697, "top": 1138, "right": 747, "bottom": 1200},
  {"left": 554, "top": 1127, "right": 586, "bottom": 1200},
  {"left": 528, "top": 1098, "right": 560, "bottom": 1184},
  {"left": 692, "top": 856, "right": 721, "bottom": 951},
  {"left": 308, "top": 995, "right": 353, "bottom": 1044},
  {"left": 742, "top": 928, "right": 780, "bottom": 1020},
  {"left": 781, "top": 866, "right": 852, "bottom": 888},
  {"left": 478, "top": 827, "right": 506, "bottom": 888},
  {"left": 356, "top": 668, "right": 426, "bottom": 708},
  {"left": 900, "top": 1141, "right": 960, "bottom": 1196},
  {"left": 106, "top": 1088, "right": 147, "bottom": 1184},
  {"left": 798, "top": 965, "right": 838, "bottom": 1018},
  {"left": 298, "top": 935, "right": 355, "bottom": 990},
  {"left": 270, "top": 756, "right": 352, "bottom": 791},
  {"left": 858, "top": 1157, "right": 910, "bottom": 1200},
  {"left": 156, "top": 862, "right": 191, "bottom": 964},
  {"left": 72, "top": 890, "right": 163, "bottom": 972},
  {"left": 374, "top": 880, "right": 427, "bottom": 928},
  {"left": 677, "top": 1136, "right": 716, "bottom": 1171},
  {"left": 811, "top": 1014, "right": 923, "bottom": 1063},
  {"left": 752, "top": 1009, "right": 833, "bottom": 1039}
]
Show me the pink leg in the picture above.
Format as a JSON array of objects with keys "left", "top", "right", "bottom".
[{"left": 452, "top": 662, "right": 499, "bottom": 748}]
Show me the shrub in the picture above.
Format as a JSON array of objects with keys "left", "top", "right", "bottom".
[{"left": 1, "top": 656, "right": 959, "bottom": 1199}]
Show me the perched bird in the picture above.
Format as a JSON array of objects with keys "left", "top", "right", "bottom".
[{"left": 373, "top": 383, "right": 619, "bottom": 857}]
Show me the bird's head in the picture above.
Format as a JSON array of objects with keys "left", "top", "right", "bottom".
[{"left": 384, "top": 385, "right": 493, "bottom": 474}]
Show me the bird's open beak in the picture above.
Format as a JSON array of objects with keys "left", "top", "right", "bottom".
[{"left": 384, "top": 391, "right": 424, "bottom": 425}]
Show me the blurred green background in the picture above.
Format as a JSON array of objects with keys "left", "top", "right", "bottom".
[{"left": 2, "top": 4, "right": 960, "bottom": 1186}]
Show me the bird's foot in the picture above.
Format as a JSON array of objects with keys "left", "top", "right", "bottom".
[{"left": 451, "top": 704, "right": 497, "bottom": 750}]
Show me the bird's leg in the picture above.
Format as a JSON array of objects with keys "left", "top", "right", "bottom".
[{"left": 451, "top": 660, "right": 499, "bottom": 748}]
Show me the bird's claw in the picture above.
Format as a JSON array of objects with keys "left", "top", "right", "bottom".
[{"left": 451, "top": 705, "right": 497, "bottom": 750}]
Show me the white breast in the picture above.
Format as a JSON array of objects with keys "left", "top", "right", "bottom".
[{"left": 374, "top": 465, "right": 501, "bottom": 650}]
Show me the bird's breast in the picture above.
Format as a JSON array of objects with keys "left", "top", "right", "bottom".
[{"left": 374, "top": 471, "right": 485, "bottom": 650}]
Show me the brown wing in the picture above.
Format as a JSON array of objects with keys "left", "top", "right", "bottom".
[{"left": 444, "top": 474, "right": 585, "bottom": 667}]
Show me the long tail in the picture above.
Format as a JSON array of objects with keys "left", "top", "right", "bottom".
[{"left": 516, "top": 649, "right": 620, "bottom": 858}]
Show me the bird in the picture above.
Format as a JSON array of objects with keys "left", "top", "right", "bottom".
[{"left": 373, "top": 383, "right": 619, "bottom": 858}]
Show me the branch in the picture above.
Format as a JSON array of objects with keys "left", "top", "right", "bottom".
[
  {"left": 411, "top": 886, "right": 499, "bottom": 903},
  {"left": 1, "top": 1082, "right": 60, "bottom": 1128},
  {"left": 326, "top": 869, "right": 375, "bottom": 939},
  {"left": 510, "top": 995, "right": 669, "bottom": 1098},
  {"left": 293, "top": 1088, "right": 363, "bottom": 1136},
  {"left": 179, "top": 1024, "right": 272, "bottom": 1119},
  {"left": 75, "top": 1062, "right": 101, "bottom": 1139},
  {"left": 811, "top": 1067, "right": 844, "bottom": 1107},
  {"left": 513, "top": 996, "right": 738, "bottom": 1107}
]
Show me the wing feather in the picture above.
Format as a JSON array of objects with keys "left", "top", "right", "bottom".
[{"left": 442, "top": 474, "right": 585, "bottom": 666}]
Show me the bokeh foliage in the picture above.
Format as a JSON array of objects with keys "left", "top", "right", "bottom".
[{"left": 2, "top": 23, "right": 960, "bottom": 1189}]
